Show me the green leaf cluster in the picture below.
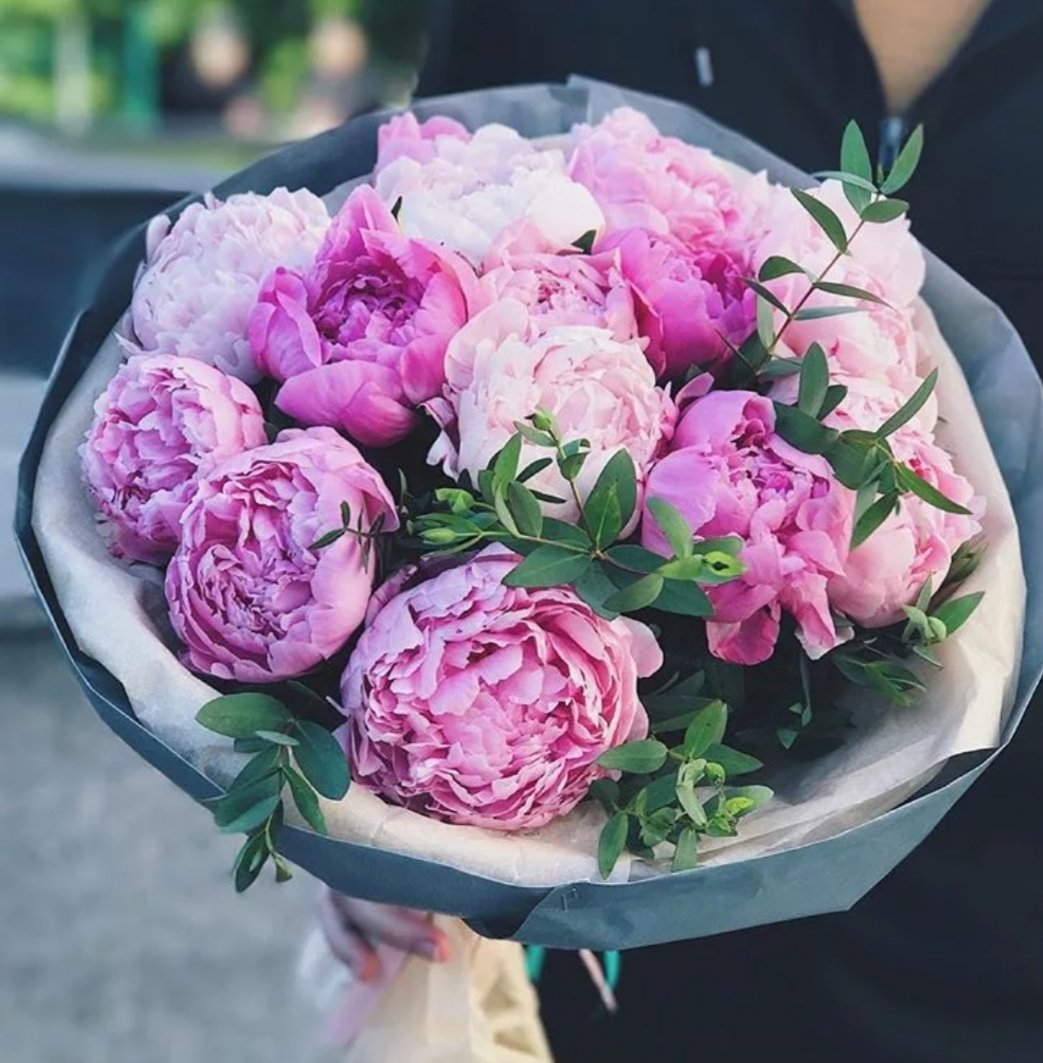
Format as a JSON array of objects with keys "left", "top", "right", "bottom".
[{"left": 196, "top": 693, "right": 350, "bottom": 892}]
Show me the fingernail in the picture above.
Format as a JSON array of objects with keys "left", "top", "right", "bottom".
[{"left": 418, "top": 938, "right": 450, "bottom": 963}]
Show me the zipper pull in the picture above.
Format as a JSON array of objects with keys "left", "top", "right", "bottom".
[{"left": 878, "top": 115, "right": 906, "bottom": 173}]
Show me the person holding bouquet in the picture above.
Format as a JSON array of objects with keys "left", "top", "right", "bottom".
[{"left": 318, "top": 2, "right": 1043, "bottom": 1060}]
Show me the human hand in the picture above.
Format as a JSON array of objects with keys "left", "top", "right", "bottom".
[{"left": 316, "top": 887, "right": 453, "bottom": 982}]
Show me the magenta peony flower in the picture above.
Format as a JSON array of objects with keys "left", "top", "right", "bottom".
[
  {"left": 129, "top": 188, "right": 329, "bottom": 382},
  {"left": 828, "top": 433, "right": 981, "bottom": 628},
  {"left": 600, "top": 226, "right": 755, "bottom": 378},
  {"left": 373, "top": 118, "right": 605, "bottom": 265},
  {"left": 165, "top": 427, "right": 398, "bottom": 682},
  {"left": 642, "top": 390, "right": 851, "bottom": 665},
  {"left": 568, "top": 107, "right": 743, "bottom": 244},
  {"left": 249, "top": 184, "right": 481, "bottom": 447},
  {"left": 375, "top": 112, "right": 472, "bottom": 169},
  {"left": 479, "top": 247, "right": 640, "bottom": 341},
  {"left": 427, "top": 300, "right": 675, "bottom": 526},
  {"left": 339, "top": 545, "right": 661, "bottom": 831},
  {"left": 80, "top": 354, "right": 266, "bottom": 565}
]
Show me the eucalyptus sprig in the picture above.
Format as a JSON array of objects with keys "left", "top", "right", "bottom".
[
  {"left": 591, "top": 673, "right": 772, "bottom": 877},
  {"left": 195, "top": 693, "right": 350, "bottom": 892},
  {"left": 727, "top": 119, "right": 922, "bottom": 396},
  {"left": 310, "top": 500, "right": 388, "bottom": 566},
  {"left": 409, "top": 410, "right": 746, "bottom": 620}
]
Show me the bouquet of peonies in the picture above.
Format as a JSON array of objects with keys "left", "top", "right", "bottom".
[{"left": 20, "top": 82, "right": 1038, "bottom": 955}]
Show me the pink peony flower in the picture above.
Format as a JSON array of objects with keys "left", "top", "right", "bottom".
[
  {"left": 129, "top": 188, "right": 329, "bottom": 382},
  {"left": 427, "top": 300, "right": 675, "bottom": 526},
  {"left": 479, "top": 247, "right": 640, "bottom": 341},
  {"left": 165, "top": 427, "right": 398, "bottom": 682},
  {"left": 642, "top": 390, "right": 852, "bottom": 665},
  {"left": 828, "top": 434, "right": 982, "bottom": 628},
  {"left": 567, "top": 107, "right": 744, "bottom": 245},
  {"left": 373, "top": 118, "right": 604, "bottom": 265},
  {"left": 375, "top": 112, "right": 472, "bottom": 169},
  {"left": 339, "top": 545, "right": 661, "bottom": 831},
  {"left": 754, "top": 179, "right": 925, "bottom": 311},
  {"left": 80, "top": 354, "right": 266, "bottom": 565},
  {"left": 600, "top": 226, "right": 755, "bottom": 378},
  {"left": 249, "top": 184, "right": 481, "bottom": 447}
]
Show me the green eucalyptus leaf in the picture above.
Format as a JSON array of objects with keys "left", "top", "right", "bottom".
[
  {"left": 230, "top": 745, "right": 282, "bottom": 791},
  {"left": 588, "top": 778, "right": 620, "bottom": 809},
  {"left": 572, "top": 562, "right": 621, "bottom": 619},
  {"left": 597, "top": 738, "right": 669, "bottom": 774},
  {"left": 657, "top": 556, "right": 705, "bottom": 581},
  {"left": 724, "top": 785, "right": 774, "bottom": 815},
  {"left": 703, "top": 743, "right": 763, "bottom": 776},
  {"left": 791, "top": 187, "right": 848, "bottom": 252},
  {"left": 793, "top": 305, "right": 864, "bottom": 321},
  {"left": 756, "top": 293, "right": 776, "bottom": 348},
  {"left": 860, "top": 198, "right": 909, "bottom": 223},
  {"left": 310, "top": 528, "right": 346, "bottom": 550},
  {"left": 852, "top": 492, "right": 899, "bottom": 548},
  {"left": 773, "top": 403, "right": 838, "bottom": 454},
  {"left": 517, "top": 457, "right": 553, "bottom": 482},
  {"left": 540, "top": 518, "right": 592, "bottom": 549},
  {"left": 646, "top": 497, "right": 694, "bottom": 559},
  {"left": 587, "top": 450, "right": 637, "bottom": 535},
  {"left": 603, "top": 573, "right": 664, "bottom": 613},
  {"left": 819, "top": 384, "right": 848, "bottom": 420},
  {"left": 682, "top": 701, "right": 728, "bottom": 758},
  {"left": 216, "top": 792, "right": 282, "bottom": 835},
  {"left": 598, "top": 812, "right": 629, "bottom": 879},
  {"left": 672, "top": 827, "right": 700, "bottom": 873},
  {"left": 815, "top": 280, "right": 889, "bottom": 305},
  {"left": 758, "top": 255, "right": 808, "bottom": 281},
  {"left": 294, "top": 720, "right": 350, "bottom": 800},
  {"left": 507, "top": 481, "right": 543, "bottom": 537},
  {"left": 876, "top": 369, "right": 937, "bottom": 437},
  {"left": 492, "top": 433, "right": 522, "bottom": 496},
  {"left": 572, "top": 228, "right": 597, "bottom": 254},
  {"left": 896, "top": 465, "right": 972, "bottom": 515},
  {"left": 676, "top": 774, "right": 707, "bottom": 828},
  {"left": 558, "top": 451, "right": 588, "bottom": 481},
  {"left": 932, "top": 591, "right": 984, "bottom": 637},
  {"left": 232, "top": 832, "right": 269, "bottom": 893},
  {"left": 197, "top": 693, "right": 292, "bottom": 739},
  {"left": 585, "top": 482, "right": 623, "bottom": 550},
  {"left": 253, "top": 730, "right": 299, "bottom": 747},
  {"left": 811, "top": 169, "right": 878, "bottom": 193},
  {"left": 881, "top": 124, "right": 924, "bottom": 195},
  {"left": 744, "top": 278, "right": 790, "bottom": 314},
  {"left": 840, "top": 120, "right": 873, "bottom": 179},
  {"left": 757, "top": 357, "right": 803, "bottom": 380},
  {"left": 798, "top": 342, "right": 829, "bottom": 417},
  {"left": 654, "top": 580, "right": 714, "bottom": 617},
  {"left": 283, "top": 764, "right": 327, "bottom": 834},
  {"left": 503, "top": 545, "right": 592, "bottom": 589},
  {"left": 514, "top": 422, "right": 557, "bottom": 447}
]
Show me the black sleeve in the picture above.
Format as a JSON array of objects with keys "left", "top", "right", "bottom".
[{"left": 416, "top": 0, "right": 556, "bottom": 97}]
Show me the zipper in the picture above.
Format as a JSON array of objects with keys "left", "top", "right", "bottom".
[{"left": 878, "top": 114, "right": 906, "bottom": 172}]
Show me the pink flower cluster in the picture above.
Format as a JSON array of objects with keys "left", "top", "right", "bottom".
[{"left": 79, "top": 106, "right": 984, "bottom": 831}]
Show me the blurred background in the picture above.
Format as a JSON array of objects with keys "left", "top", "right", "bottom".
[{"left": 1, "top": 4, "right": 429, "bottom": 1059}]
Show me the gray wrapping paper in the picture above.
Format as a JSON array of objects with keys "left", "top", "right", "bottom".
[{"left": 16, "top": 80, "right": 1043, "bottom": 949}]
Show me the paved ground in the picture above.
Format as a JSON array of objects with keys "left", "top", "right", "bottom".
[{"left": 1, "top": 622, "right": 343, "bottom": 1063}]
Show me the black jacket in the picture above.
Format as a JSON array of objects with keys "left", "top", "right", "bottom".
[{"left": 418, "top": 3, "right": 1043, "bottom": 1061}]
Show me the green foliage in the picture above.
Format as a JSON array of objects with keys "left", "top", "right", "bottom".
[{"left": 196, "top": 694, "right": 350, "bottom": 892}]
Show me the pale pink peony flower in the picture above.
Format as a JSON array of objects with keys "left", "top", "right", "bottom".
[
  {"left": 80, "top": 354, "right": 266, "bottom": 565},
  {"left": 376, "top": 112, "right": 472, "bottom": 169},
  {"left": 427, "top": 300, "right": 675, "bottom": 525},
  {"left": 642, "top": 390, "right": 852, "bottom": 665},
  {"left": 339, "top": 545, "right": 661, "bottom": 831},
  {"left": 567, "top": 107, "right": 743, "bottom": 245},
  {"left": 478, "top": 246, "right": 641, "bottom": 341},
  {"left": 600, "top": 226, "right": 755, "bottom": 378},
  {"left": 249, "top": 184, "right": 481, "bottom": 447},
  {"left": 373, "top": 118, "right": 604, "bottom": 265},
  {"left": 129, "top": 188, "right": 329, "bottom": 382},
  {"left": 753, "top": 179, "right": 925, "bottom": 311},
  {"left": 165, "top": 427, "right": 398, "bottom": 683},
  {"left": 828, "top": 433, "right": 982, "bottom": 628}
]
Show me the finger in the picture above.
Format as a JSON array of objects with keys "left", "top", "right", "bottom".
[
  {"left": 353, "top": 904, "right": 452, "bottom": 963},
  {"left": 317, "top": 890, "right": 382, "bottom": 981},
  {"left": 330, "top": 896, "right": 451, "bottom": 963}
]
